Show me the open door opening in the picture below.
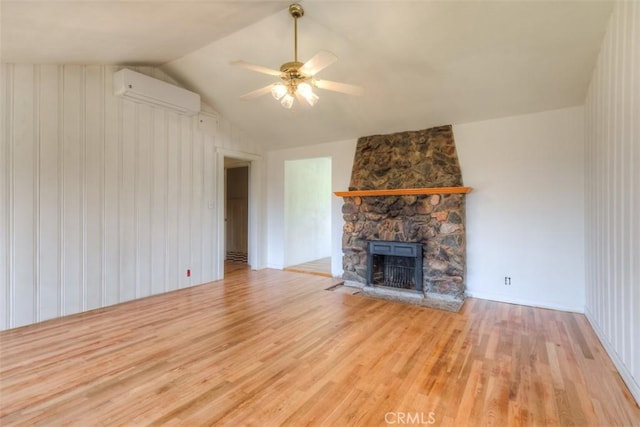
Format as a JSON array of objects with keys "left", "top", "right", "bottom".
[
  {"left": 224, "top": 158, "right": 249, "bottom": 275},
  {"left": 216, "top": 148, "right": 262, "bottom": 280},
  {"left": 225, "top": 160, "right": 249, "bottom": 265},
  {"left": 282, "top": 157, "right": 332, "bottom": 277}
]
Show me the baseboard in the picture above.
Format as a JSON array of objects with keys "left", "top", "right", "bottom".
[
  {"left": 585, "top": 308, "right": 640, "bottom": 406},
  {"left": 465, "top": 290, "right": 584, "bottom": 313}
]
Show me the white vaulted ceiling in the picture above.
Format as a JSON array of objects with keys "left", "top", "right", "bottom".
[
  {"left": 1, "top": 1, "right": 286, "bottom": 64},
  {"left": 1, "top": 1, "right": 614, "bottom": 149}
]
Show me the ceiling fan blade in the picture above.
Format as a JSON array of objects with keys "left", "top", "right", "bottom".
[
  {"left": 231, "top": 60, "right": 282, "bottom": 77},
  {"left": 314, "top": 79, "right": 364, "bottom": 96},
  {"left": 300, "top": 50, "right": 338, "bottom": 76},
  {"left": 239, "top": 84, "right": 274, "bottom": 100}
]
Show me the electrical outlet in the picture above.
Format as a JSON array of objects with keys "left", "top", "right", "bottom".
[{"left": 504, "top": 276, "right": 512, "bottom": 286}]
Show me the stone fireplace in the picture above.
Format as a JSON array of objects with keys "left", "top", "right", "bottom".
[{"left": 336, "top": 125, "right": 470, "bottom": 311}]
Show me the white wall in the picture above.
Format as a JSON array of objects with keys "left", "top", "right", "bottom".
[
  {"left": 266, "top": 139, "right": 356, "bottom": 276},
  {"left": 454, "top": 107, "right": 585, "bottom": 312},
  {"left": 284, "top": 157, "right": 332, "bottom": 267},
  {"left": 584, "top": 1, "right": 640, "bottom": 404},
  {"left": 267, "top": 107, "right": 585, "bottom": 309},
  {"left": 0, "top": 64, "right": 261, "bottom": 330}
]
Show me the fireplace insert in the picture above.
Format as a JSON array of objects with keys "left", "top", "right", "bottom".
[{"left": 366, "top": 241, "right": 423, "bottom": 291}]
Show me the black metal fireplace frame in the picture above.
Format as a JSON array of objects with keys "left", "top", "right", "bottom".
[{"left": 366, "top": 241, "right": 423, "bottom": 291}]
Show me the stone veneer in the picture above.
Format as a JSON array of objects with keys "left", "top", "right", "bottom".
[
  {"left": 349, "top": 125, "right": 462, "bottom": 190},
  {"left": 341, "top": 125, "right": 467, "bottom": 301}
]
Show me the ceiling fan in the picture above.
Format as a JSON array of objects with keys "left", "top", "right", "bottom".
[{"left": 231, "top": 3, "right": 363, "bottom": 109}]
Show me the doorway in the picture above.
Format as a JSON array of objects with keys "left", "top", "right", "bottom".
[
  {"left": 283, "top": 157, "right": 332, "bottom": 276},
  {"left": 216, "top": 148, "right": 262, "bottom": 280},
  {"left": 225, "top": 161, "right": 248, "bottom": 265}
]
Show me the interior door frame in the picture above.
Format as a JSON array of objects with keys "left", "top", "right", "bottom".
[{"left": 215, "top": 148, "right": 262, "bottom": 279}]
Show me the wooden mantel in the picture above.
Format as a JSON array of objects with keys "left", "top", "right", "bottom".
[{"left": 334, "top": 187, "right": 472, "bottom": 197}]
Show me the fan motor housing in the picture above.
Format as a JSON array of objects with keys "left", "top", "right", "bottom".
[{"left": 280, "top": 61, "right": 305, "bottom": 78}]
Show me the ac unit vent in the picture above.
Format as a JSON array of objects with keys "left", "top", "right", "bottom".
[{"left": 113, "top": 68, "right": 200, "bottom": 116}]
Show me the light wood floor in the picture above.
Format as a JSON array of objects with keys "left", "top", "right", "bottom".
[
  {"left": 1, "top": 267, "right": 639, "bottom": 426},
  {"left": 284, "top": 257, "right": 332, "bottom": 277}
]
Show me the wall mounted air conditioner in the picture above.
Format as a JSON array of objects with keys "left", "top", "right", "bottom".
[{"left": 113, "top": 68, "right": 200, "bottom": 116}]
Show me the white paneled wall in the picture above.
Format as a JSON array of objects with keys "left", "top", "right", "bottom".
[
  {"left": 0, "top": 64, "right": 256, "bottom": 330},
  {"left": 584, "top": 1, "right": 640, "bottom": 404}
]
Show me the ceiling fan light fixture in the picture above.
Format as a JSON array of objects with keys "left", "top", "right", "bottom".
[
  {"left": 233, "top": 3, "right": 363, "bottom": 108},
  {"left": 297, "top": 82, "right": 312, "bottom": 97},
  {"left": 303, "top": 92, "right": 319, "bottom": 107},
  {"left": 297, "top": 82, "right": 319, "bottom": 106},
  {"left": 271, "top": 83, "right": 287, "bottom": 100},
  {"left": 281, "top": 93, "right": 295, "bottom": 109},
  {"left": 303, "top": 92, "right": 320, "bottom": 107}
]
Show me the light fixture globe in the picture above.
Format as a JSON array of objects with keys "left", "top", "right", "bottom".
[
  {"left": 297, "top": 82, "right": 312, "bottom": 96},
  {"left": 271, "top": 83, "right": 287, "bottom": 100},
  {"left": 297, "top": 82, "right": 319, "bottom": 106},
  {"left": 280, "top": 93, "right": 295, "bottom": 109}
]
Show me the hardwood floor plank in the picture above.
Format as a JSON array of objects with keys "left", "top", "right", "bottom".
[{"left": 1, "top": 267, "right": 639, "bottom": 426}]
